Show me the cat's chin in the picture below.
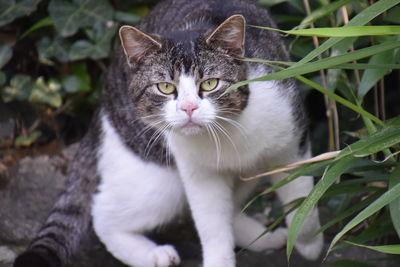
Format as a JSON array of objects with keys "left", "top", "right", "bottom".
[{"left": 179, "top": 124, "right": 204, "bottom": 136}]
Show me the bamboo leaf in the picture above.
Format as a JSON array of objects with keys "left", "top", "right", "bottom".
[
  {"left": 20, "top": 17, "right": 53, "bottom": 39},
  {"left": 337, "top": 122, "right": 400, "bottom": 159},
  {"left": 228, "top": 41, "right": 400, "bottom": 92},
  {"left": 241, "top": 159, "right": 334, "bottom": 213},
  {"left": 344, "top": 241, "right": 400, "bottom": 255},
  {"left": 287, "top": 156, "right": 360, "bottom": 261},
  {"left": 315, "top": 192, "right": 381, "bottom": 236},
  {"left": 243, "top": 58, "right": 400, "bottom": 69},
  {"left": 294, "top": 76, "right": 384, "bottom": 126},
  {"left": 291, "top": 0, "right": 400, "bottom": 67},
  {"left": 358, "top": 50, "right": 395, "bottom": 99},
  {"left": 296, "top": 0, "right": 356, "bottom": 29},
  {"left": 255, "top": 25, "right": 400, "bottom": 37},
  {"left": 389, "top": 166, "right": 400, "bottom": 238},
  {"left": 328, "top": 182, "right": 400, "bottom": 254}
]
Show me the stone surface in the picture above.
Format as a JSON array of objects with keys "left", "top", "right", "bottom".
[{"left": 0, "top": 145, "right": 399, "bottom": 267}]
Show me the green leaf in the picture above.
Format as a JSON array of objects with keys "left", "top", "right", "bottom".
[
  {"left": 1, "top": 74, "right": 32, "bottom": 102},
  {"left": 20, "top": 17, "right": 53, "bottom": 39},
  {"left": 384, "top": 5, "right": 400, "bottom": 24},
  {"left": 14, "top": 130, "right": 41, "bottom": 147},
  {"left": 389, "top": 166, "right": 400, "bottom": 238},
  {"left": 228, "top": 41, "right": 400, "bottom": 91},
  {"left": 48, "top": 0, "right": 114, "bottom": 37},
  {"left": 36, "top": 36, "right": 70, "bottom": 63},
  {"left": 255, "top": 26, "right": 400, "bottom": 37},
  {"left": 0, "top": 42, "right": 12, "bottom": 69},
  {"left": 287, "top": 156, "right": 360, "bottom": 260},
  {"left": 296, "top": 0, "right": 356, "bottom": 29},
  {"left": 344, "top": 241, "right": 400, "bottom": 255},
  {"left": 71, "top": 63, "right": 90, "bottom": 91},
  {"left": 328, "top": 181, "right": 400, "bottom": 254},
  {"left": 315, "top": 192, "right": 381, "bottom": 236},
  {"left": 29, "top": 77, "right": 62, "bottom": 108},
  {"left": 296, "top": 75, "right": 384, "bottom": 126},
  {"left": 69, "top": 23, "right": 117, "bottom": 60},
  {"left": 335, "top": 212, "right": 394, "bottom": 250},
  {"left": 0, "top": 0, "right": 39, "bottom": 27},
  {"left": 62, "top": 75, "right": 82, "bottom": 93},
  {"left": 0, "top": 71, "right": 5, "bottom": 86},
  {"left": 115, "top": 11, "right": 141, "bottom": 24},
  {"left": 358, "top": 50, "right": 395, "bottom": 100},
  {"left": 242, "top": 159, "right": 334, "bottom": 213},
  {"left": 337, "top": 122, "right": 400, "bottom": 159},
  {"left": 258, "top": 0, "right": 288, "bottom": 7},
  {"left": 291, "top": 0, "right": 400, "bottom": 67}
]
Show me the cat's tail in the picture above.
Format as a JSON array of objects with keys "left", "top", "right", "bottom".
[{"left": 13, "top": 124, "right": 101, "bottom": 267}]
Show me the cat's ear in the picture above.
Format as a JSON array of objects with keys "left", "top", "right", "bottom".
[
  {"left": 119, "top": 25, "right": 162, "bottom": 65},
  {"left": 206, "top": 14, "right": 246, "bottom": 57}
]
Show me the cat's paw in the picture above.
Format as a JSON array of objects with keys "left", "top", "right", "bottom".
[
  {"left": 248, "top": 227, "right": 287, "bottom": 252},
  {"left": 295, "top": 233, "right": 323, "bottom": 261},
  {"left": 151, "top": 245, "right": 181, "bottom": 267}
]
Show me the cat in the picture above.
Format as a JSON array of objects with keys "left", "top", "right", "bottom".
[{"left": 14, "top": 0, "right": 323, "bottom": 266}]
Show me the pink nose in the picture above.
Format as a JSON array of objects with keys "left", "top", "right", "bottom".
[{"left": 180, "top": 102, "right": 198, "bottom": 117}]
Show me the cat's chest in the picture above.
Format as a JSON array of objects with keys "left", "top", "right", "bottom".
[{"left": 169, "top": 79, "right": 298, "bottom": 171}]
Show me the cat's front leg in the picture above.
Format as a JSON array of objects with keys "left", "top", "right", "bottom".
[
  {"left": 178, "top": 166, "right": 236, "bottom": 267},
  {"left": 271, "top": 172, "right": 323, "bottom": 260}
]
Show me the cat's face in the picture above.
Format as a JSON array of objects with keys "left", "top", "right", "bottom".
[{"left": 120, "top": 15, "right": 248, "bottom": 136}]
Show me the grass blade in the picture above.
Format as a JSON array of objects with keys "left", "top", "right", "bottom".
[
  {"left": 296, "top": 0, "right": 356, "bottom": 29},
  {"left": 344, "top": 241, "right": 400, "bottom": 255},
  {"left": 358, "top": 50, "right": 396, "bottom": 99},
  {"left": 291, "top": 0, "right": 400, "bottom": 67},
  {"left": 287, "top": 155, "right": 360, "bottom": 261},
  {"left": 254, "top": 25, "right": 400, "bottom": 37},
  {"left": 328, "top": 181, "right": 400, "bottom": 254},
  {"left": 389, "top": 166, "right": 400, "bottom": 238},
  {"left": 228, "top": 41, "right": 400, "bottom": 90},
  {"left": 314, "top": 192, "right": 382, "bottom": 236}
]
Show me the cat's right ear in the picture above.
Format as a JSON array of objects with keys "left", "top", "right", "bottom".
[{"left": 119, "top": 26, "right": 162, "bottom": 66}]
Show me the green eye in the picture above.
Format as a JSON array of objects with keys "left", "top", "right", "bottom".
[
  {"left": 157, "top": 82, "right": 176, "bottom": 95},
  {"left": 200, "top": 78, "right": 219, "bottom": 92}
]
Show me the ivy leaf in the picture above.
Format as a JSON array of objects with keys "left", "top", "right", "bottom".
[
  {"left": 29, "top": 77, "right": 62, "bottom": 108},
  {"left": 0, "top": 43, "right": 12, "bottom": 69},
  {"left": 69, "top": 23, "right": 117, "bottom": 60},
  {"left": 48, "top": 0, "right": 114, "bottom": 37},
  {"left": 36, "top": 36, "right": 70, "bottom": 63},
  {"left": 14, "top": 130, "right": 41, "bottom": 147},
  {"left": 0, "top": 71, "right": 5, "bottom": 86},
  {"left": 1, "top": 74, "right": 32, "bottom": 102},
  {"left": 0, "top": 0, "right": 39, "bottom": 27}
]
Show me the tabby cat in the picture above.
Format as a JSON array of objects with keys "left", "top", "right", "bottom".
[{"left": 14, "top": 0, "right": 323, "bottom": 266}]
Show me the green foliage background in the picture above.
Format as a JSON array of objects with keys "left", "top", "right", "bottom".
[{"left": 1, "top": 0, "right": 400, "bottom": 266}]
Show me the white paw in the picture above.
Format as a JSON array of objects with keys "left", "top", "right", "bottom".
[
  {"left": 151, "top": 245, "right": 181, "bottom": 267},
  {"left": 295, "top": 233, "right": 323, "bottom": 260},
  {"left": 247, "top": 227, "right": 288, "bottom": 252}
]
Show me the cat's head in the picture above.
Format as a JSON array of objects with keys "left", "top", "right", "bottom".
[{"left": 119, "top": 15, "right": 249, "bottom": 136}]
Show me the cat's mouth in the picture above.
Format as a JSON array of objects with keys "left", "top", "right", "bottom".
[{"left": 180, "top": 120, "right": 203, "bottom": 135}]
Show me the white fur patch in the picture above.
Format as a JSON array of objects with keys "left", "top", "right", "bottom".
[{"left": 92, "top": 114, "right": 185, "bottom": 267}]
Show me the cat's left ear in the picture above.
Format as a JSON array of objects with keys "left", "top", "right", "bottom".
[
  {"left": 206, "top": 14, "right": 246, "bottom": 57},
  {"left": 119, "top": 25, "right": 162, "bottom": 65}
]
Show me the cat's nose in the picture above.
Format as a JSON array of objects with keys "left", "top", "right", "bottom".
[{"left": 180, "top": 102, "right": 198, "bottom": 117}]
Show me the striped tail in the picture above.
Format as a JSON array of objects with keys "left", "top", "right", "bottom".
[{"left": 14, "top": 125, "right": 100, "bottom": 267}]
